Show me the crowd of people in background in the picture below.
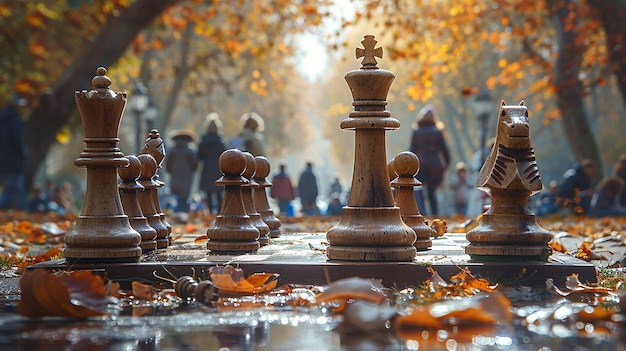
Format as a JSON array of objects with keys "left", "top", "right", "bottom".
[{"left": 3, "top": 97, "right": 626, "bottom": 221}]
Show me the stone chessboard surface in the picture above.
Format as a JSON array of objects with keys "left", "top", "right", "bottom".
[{"left": 32, "top": 232, "right": 596, "bottom": 290}]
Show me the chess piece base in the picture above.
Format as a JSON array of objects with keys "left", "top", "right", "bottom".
[
  {"left": 402, "top": 214, "right": 434, "bottom": 250},
  {"left": 465, "top": 213, "right": 552, "bottom": 261},
  {"left": 206, "top": 214, "right": 260, "bottom": 254},
  {"left": 326, "top": 207, "right": 417, "bottom": 261}
]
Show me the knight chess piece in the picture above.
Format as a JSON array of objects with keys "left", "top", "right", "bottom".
[
  {"left": 390, "top": 151, "right": 435, "bottom": 250},
  {"left": 241, "top": 152, "right": 270, "bottom": 246},
  {"left": 137, "top": 153, "right": 169, "bottom": 249},
  {"left": 326, "top": 35, "right": 417, "bottom": 261},
  {"left": 119, "top": 155, "right": 158, "bottom": 252},
  {"left": 140, "top": 130, "right": 172, "bottom": 246},
  {"left": 253, "top": 156, "right": 281, "bottom": 238},
  {"left": 465, "top": 100, "right": 552, "bottom": 261},
  {"left": 63, "top": 67, "right": 141, "bottom": 262},
  {"left": 207, "top": 149, "right": 260, "bottom": 253}
]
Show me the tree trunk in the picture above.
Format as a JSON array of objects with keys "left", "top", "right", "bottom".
[
  {"left": 23, "top": 0, "right": 180, "bottom": 190},
  {"left": 588, "top": 0, "right": 626, "bottom": 110},
  {"left": 548, "top": 0, "right": 603, "bottom": 181}
]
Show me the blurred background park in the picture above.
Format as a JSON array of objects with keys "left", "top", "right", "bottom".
[{"left": 1, "top": 0, "right": 625, "bottom": 217}]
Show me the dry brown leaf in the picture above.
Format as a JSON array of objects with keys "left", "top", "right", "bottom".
[
  {"left": 209, "top": 265, "right": 279, "bottom": 294},
  {"left": 18, "top": 269, "right": 114, "bottom": 318}
]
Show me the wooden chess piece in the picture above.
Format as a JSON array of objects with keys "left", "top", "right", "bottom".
[
  {"left": 326, "top": 35, "right": 417, "bottom": 261},
  {"left": 119, "top": 155, "right": 157, "bottom": 252},
  {"left": 253, "top": 156, "right": 281, "bottom": 238},
  {"left": 207, "top": 149, "right": 260, "bottom": 253},
  {"left": 465, "top": 100, "right": 552, "bottom": 261},
  {"left": 63, "top": 67, "right": 141, "bottom": 262},
  {"left": 137, "top": 153, "right": 169, "bottom": 249},
  {"left": 390, "top": 151, "right": 434, "bottom": 250},
  {"left": 140, "top": 130, "right": 172, "bottom": 246},
  {"left": 242, "top": 152, "right": 270, "bottom": 246}
]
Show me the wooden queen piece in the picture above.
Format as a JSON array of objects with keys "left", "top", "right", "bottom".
[
  {"left": 326, "top": 35, "right": 417, "bottom": 261},
  {"left": 64, "top": 67, "right": 142, "bottom": 262},
  {"left": 465, "top": 100, "right": 552, "bottom": 261}
]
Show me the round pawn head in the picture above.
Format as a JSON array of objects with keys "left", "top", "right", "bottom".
[
  {"left": 393, "top": 151, "right": 420, "bottom": 178},
  {"left": 254, "top": 156, "right": 270, "bottom": 180},
  {"left": 219, "top": 149, "right": 247, "bottom": 177},
  {"left": 137, "top": 153, "right": 158, "bottom": 181},
  {"left": 118, "top": 155, "right": 142, "bottom": 183},
  {"left": 242, "top": 152, "right": 257, "bottom": 184}
]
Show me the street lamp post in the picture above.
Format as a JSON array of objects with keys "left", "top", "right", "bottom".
[
  {"left": 472, "top": 88, "right": 492, "bottom": 211},
  {"left": 144, "top": 99, "right": 158, "bottom": 133},
  {"left": 129, "top": 83, "right": 149, "bottom": 152}
]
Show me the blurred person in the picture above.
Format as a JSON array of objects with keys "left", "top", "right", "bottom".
[
  {"left": 0, "top": 94, "right": 27, "bottom": 210},
  {"left": 270, "top": 163, "right": 297, "bottom": 216},
  {"left": 558, "top": 159, "right": 595, "bottom": 214},
  {"left": 27, "top": 188, "right": 48, "bottom": 213},
  {"left": 328, "top": 177, "right": 342, "bottom": 199},
  {"left": 589, "top": 176, "right": 626, "bottom": 217},
  {"left": 449, "top": 162, "right": 472, "bottom": 217},
  {"left": 613, "top": 154, "right": 626, "bottom": 207},
  {"left": 297, "top": 161, "right": 320, "bottom": 216},
  {"left": 48, "top": 182, "right": 78, "bottom": 216},
  {"left": 409, "top": 104, "right": 450, "bottom": 216},
  {"left": 231, "top": 112, "right": 265, "bottom": 156},
  {"left": 197, "top": 113, "right": 227, "bottom": 215},
  {"left": 325, "top": 193, "right": 343, "bottom": 216},
  {"left": 536, "top": 180, "right": 560, "bottom": 216},
  {"left": 165, "top": 129, "right": 198, "bottom": 213}
]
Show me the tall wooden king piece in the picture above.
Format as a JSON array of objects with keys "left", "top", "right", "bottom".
[
  {"left": 465, "top": 100, "right": 552, "bottom": 261},
  {"left": 326, "top": 35, "right": 417, "bottom": 261},
  {"left": 64, "top": 67, "right": 142, "bottom": 262}
]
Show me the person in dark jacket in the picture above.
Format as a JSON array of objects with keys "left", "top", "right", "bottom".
[
  {"left": 197, "top": 113, "right": 227, "bottom": 215},
  {"left": 613, "top": 154, "right": 626, "bottom": 207},
  {"left": 589, "top": 176, "right": 626, "bottom": 217},
  {"left": 409, "top": 104, "right": 450, "bottom": 216},
  {"left": 297, "top": 161, "right": 320, "bottom": 216},
  {"left": 0, "top": 95, "right": 27, "bottom": 210},
  {"left": 558, "top": 159, "right": 595, "bottom": 214},
  {"left": 165, "top": 129, "right": 198, "bottom": 213},
  {"left": 270, "top": 163, "right": 297, "bottom": 216}
]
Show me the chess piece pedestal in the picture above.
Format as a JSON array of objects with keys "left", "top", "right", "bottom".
[
  {"left": 465, "top": 188, "right": 552, "bottom": 261},
  {"left": 63, "top": 67, "right": 141, "bottom": 262},
  {"left": 253, "top": 156, "right": 281, "bottom": 238},
  {"left": 326, "top": 35, "right": 416, "bottom": 262},
  {"left": 119, "top": 155, "right": 157, "bottom": 252},
  {"left": 141, "top": 130, "right": 171, "bottom": 247},
  {"left": 391, "top": 152, "right": 434, "bottom": 250},
  {"left": 207, "top": 149, "right": 260, "bottom": 253},
  {"left": 242, "top": 152, "right": 270, "bottom": 246},
  {"left": 465, "top": 101, "right": 552, "bottom": 261}
]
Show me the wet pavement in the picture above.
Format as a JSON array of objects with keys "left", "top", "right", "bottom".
[{"left": 1, "top": 220, "right": 625, "bottom": 350}]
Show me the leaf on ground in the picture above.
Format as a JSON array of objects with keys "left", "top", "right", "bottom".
[
  {"left": 18, "top": 269, "right": 115, "bottom": 318},
  {"left": 394, "top": 292, "right": 512, "bottom": 330},
  {"left": 209, "top": 265, "right": 279, "bottom": 294},
  {"left": 315, "top": 277, "right": 388, "bottom": 306}
]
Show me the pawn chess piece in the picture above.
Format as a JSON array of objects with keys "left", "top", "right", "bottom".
[
  {"left": 119, "top": 155, "right": 158, "bottom": 252},
  {"left": 137, "top": 153, "right": 169, "bottom": 249},
  {"left": 253, "top": 156, "right": 281, "bottom": 238},
  {"left": 326, "top": 35, "right": 416, "bottom": 261},
  {"left": 241, "top": 152, "right": 270, "bottom": 246},
  {"left": 465, "top": 101, "right": 552, "bottom": 261},
  {"left": 63, "top": 67, "right": 141, "bottom": 262},
  {"left": 390, "top": 152, "right": 434, "bottom": 250},
  {"left": 140, "top": 130, "right": 172, "bottom": 246},
  {"left": 207, "top": 149, "right": 260, "bottom": 253}
]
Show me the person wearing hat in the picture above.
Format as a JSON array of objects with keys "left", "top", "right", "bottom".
[
  {"left": 197, "top": 113, "right": 227, "bottom": 215},
  {"left": 231, "top": 112, "right": 266, "bottom": 156},
  {"left": 165, "top": 129, "right": 198, "bottom": 215},
  {"left": 0, "top": 94, "right": 27, "bottom": 210},
  {"left": 409, "top": 104, "right": 450, "bottom": 216}
]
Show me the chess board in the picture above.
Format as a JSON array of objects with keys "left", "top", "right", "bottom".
[{"left": 34, "top": 232, "right": 595, "bottom": 290}]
